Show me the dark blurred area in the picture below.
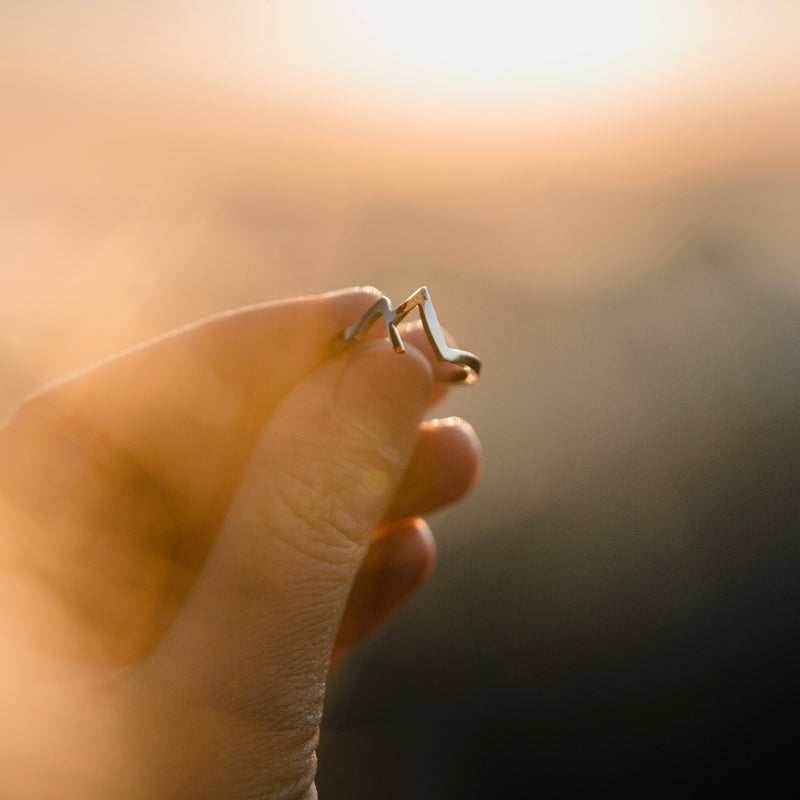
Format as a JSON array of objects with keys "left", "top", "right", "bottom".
[
  {"left": 2, "top": 1, "right": 800, "bottom": 796},
  {"left": 320, "top": 259, "right": 800, "bottom": 796}
]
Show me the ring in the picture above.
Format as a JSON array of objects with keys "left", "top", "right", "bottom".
[{"left": 337, "top": 287, "right": 481, "bottom": 384}]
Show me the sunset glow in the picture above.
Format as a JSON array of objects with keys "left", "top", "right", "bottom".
[
  {"left": 251, "top": 0, "right": 800, "bottom": 123},
  {"left": 1, "top": 1, "right": 796, "bottom": 126},
  {"left": 267, "top": 1, "right": 705, "bottom": 109}
]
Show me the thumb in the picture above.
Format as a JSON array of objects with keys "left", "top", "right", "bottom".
[{"left": 150, "top": 338, "right": 433, "bottom": 716}]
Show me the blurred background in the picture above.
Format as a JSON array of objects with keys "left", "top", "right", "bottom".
[{"left": 1, "top": 1, "right": 799, "bottom": 795}]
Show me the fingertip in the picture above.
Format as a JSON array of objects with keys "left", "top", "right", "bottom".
[
  {"left": 431, "top": 416, "right": 483, "bottom": 496},
  {"left": 395, "top": 320, "right": 476, "bottom": 403},
  {"left": 334, "top": 340, "right": 435, "bottom": 456},
  {"left": 384, "top": 417, "right": 481, "bottom": 523},
  {"left": 321, "top": 285, "right": 383, "bottom": 301},
  {"left": 429, "top": 417, "right": 482, "bottom": 471},
  {"left": 373, "top": 517, "right": 437, "bottom": 578},
  {"left": 332, "top": 518, "right": 435, "bottom": 662}
]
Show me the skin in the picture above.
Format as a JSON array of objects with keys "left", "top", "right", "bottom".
[{"left": 0, "top": 287, "right": 481, "bottom": 799}]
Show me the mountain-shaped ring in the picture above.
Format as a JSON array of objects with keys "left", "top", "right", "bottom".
[{"left": 338, "top": 286, "right": 481, "bottom": 384}]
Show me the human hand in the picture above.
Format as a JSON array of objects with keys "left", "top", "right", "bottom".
[{"left": 0, "top": 288, "right": 480, "bottom": 799}]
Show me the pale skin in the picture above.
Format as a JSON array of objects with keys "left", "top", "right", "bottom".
[{"left": 0, "top": 287, "right": 481, "bottom": 799}]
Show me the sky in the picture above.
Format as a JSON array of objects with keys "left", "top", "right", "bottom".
[
  {"left": 1, "top": 1, "right": 798, "bottom": 408},
  {"left": 1, "top": 0, "right": 798, "bottom": 126}
]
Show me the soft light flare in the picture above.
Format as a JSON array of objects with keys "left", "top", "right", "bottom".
[{"left": 265, "top": 0, "right": 709, "bottom": 113}]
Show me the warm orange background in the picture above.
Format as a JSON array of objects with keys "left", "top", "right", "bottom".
[
  {"left": 2, "top": 1, "right": 798, "bottom": 403},
  {"left": 2, "top": 3, "right": 799, "bottom": 795}
]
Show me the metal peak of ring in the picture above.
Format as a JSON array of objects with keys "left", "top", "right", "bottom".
[{"left": 338, "top": 286, "right": 481, "bottom": 384}]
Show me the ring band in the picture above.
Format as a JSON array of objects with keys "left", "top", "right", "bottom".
[{"left": 338, "top": 287, "right": 481, "bottom": 384}]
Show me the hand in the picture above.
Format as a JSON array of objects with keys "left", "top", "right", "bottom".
[{"left": 0, "top": 288, "right": 481, "bottom": 799}]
